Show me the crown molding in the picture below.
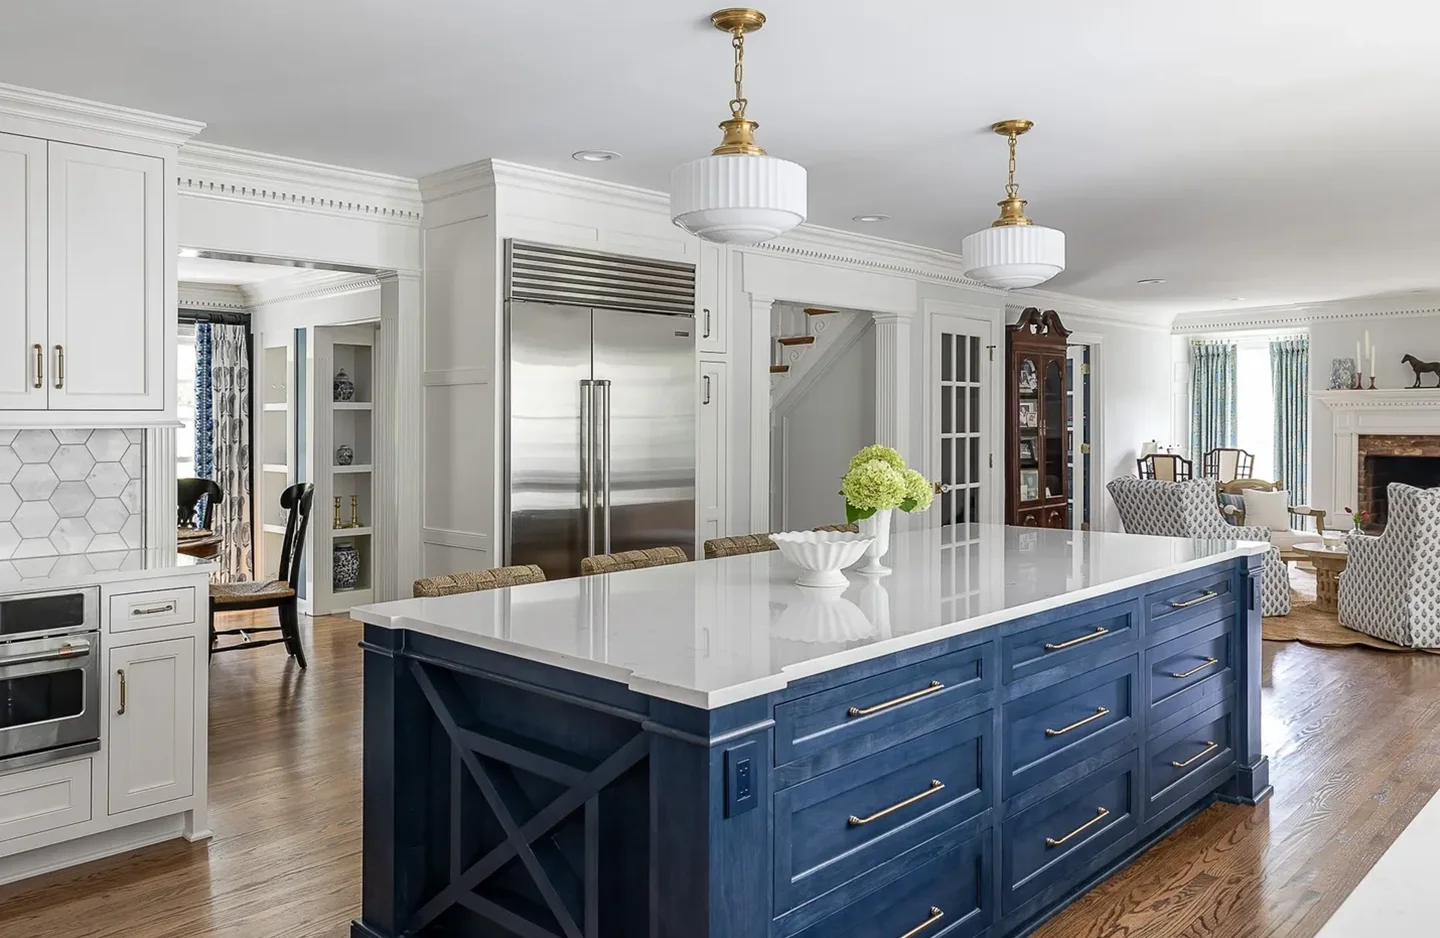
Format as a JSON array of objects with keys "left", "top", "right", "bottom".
[
  {"left": 178, "top": 142, "right": 422, "bottom": 225},
  {"left": 1172, "top": 292, "right": 1440, "bottom": 334},
  {"left": 419, "top": 158, "right": 671, "bottom": 213},
  {"left": 1005, "top": 293, "right": 1173, "bottom": 332},
  {"left": 242, "top": 270, "right": 383, "bottom": 309},
  {"left": 748, "top": 225, "right": 997, "bottom": 291},
  {"left": 0, "top": 82, "right": 204, "bottom": 146},
  {"left": 178, "top": 282, "right": 249, "bottom": 313},
  {"left": 1313, "top": 389, "right": 1440, "bottom": 410}
]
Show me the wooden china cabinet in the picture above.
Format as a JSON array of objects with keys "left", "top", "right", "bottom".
[{"left": 1006, "top": 308, "right": 1071, "bottom": 527}]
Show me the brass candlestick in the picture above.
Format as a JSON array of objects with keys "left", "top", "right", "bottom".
[
  {"left": 350, "top": 495, "right": 360, "bottom": 529},
  {"left": 332, "top": 496, "right": 342, "bottom": 529}
]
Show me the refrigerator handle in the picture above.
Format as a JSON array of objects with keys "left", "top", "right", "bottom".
[
  {"left": 580, "top": 379, "right": 596, "bottom": 558},
  {"left": 596, "top": 379, "right": 613, "bottom": 554}
]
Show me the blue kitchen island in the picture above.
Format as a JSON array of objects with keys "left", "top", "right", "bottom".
[{"left": 350, "top": 524, "right": 1271, "bottom": 938}]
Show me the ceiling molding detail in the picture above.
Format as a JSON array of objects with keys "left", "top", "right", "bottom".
[
  {"left": 179, "top": 142, "right": 423, "bottom": 225},
  {"left": 1004, "top": 295, "right": 1173, "bottom": 332},
  {"left": 748, "top": 227, "right": 995, "bottom": 290},
  {"left": 1172, "top": 293, "right": 1440, "bottom": 334},
  {"left": 241, "top": 270, "right": 383, "bottom": 309},
  {"left": 1313, "top": 389, "right": 1440, "bottom": 410},
  {"left": 177, "top": 282, "right": 249, "bottom": 312},
  {"left": 0, "top": 81, "right": 204, "bottom": 145}
]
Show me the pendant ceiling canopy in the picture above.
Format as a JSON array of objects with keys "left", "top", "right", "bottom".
[
  {"left": 669, "top": 9, "right": 807, "bottom": 245},
  {"left": 961, "top": 120, "right": 1066, "bottom": 290}
]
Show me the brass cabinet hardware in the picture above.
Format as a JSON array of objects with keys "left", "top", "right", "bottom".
[
  {"left": 895, "top": 907, "right": 945, "bottom": 938},
  {"left": 702, "top": 375, "right": 711, "bottom": 405},
  {"left": 1045, "top": 706, "right": 1110, "bottom": 737},
  {"left": 32, "top": 344, "right": 41, "bottom": 388},
  {"left": 847, "top": 779, "right": 945, "bottom": 826},
  {"left": 133, "top": 604, "right": 176, "bottom": 617},
  {"left": 116, "top": 668, "right": 127, "bottom": 715},
  {"left": 1170, "top": 740, "right": 1219, "bottom": 768},
  {"left": 1044, "top": 626, "right": 1109, "bottom": 651},
  {"left": 1045, "top": 806, "right": 1110, "bottom": 847},
  {"left": 1169, "top": 590, "right": 1218, "bottom": 609},
  {"left": 1170, "top": 657, "right": 1218, "bottom": 679},
  {"left": 847, "top": 680, "right": 945, "bottom": 717},
  {"left": 703, "top": 307, "right": 711, "bottom": 338},
  {"left": 54, "top": 345, "right": 64, "bottom": 389}
]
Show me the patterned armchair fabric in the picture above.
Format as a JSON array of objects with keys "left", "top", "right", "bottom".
[
  {"left": 1106, "top": 476, "right": 1291, "bottom": 617},
  {"left": 1339, "top": 484, "right": 1440, "bottom": 647}
]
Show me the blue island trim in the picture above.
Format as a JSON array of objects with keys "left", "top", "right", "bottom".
[{"left": 353, "top": 552, "right": 1269, "bottom": 938}]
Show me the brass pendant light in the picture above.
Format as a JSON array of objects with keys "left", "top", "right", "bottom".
[{"left": 961, "top": 120, "right": 1066, "bottom": 289}]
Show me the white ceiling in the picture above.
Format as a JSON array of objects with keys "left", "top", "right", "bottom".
[
  {"left": 177, "top": 257, "right": 305, "bottom": 285},
  {"left": 6, "top": 0, "right": 1438, "bottom": 314}
]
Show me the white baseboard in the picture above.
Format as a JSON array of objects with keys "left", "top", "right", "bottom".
[{"left": 0, "top": 814, "right": 190, "bottom": 887}]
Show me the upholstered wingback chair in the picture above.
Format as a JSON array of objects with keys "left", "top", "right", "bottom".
[
  {"left": 1339, "top": 483, "right": 1440, "bottom": 647},
  {"left": 1107, "top": 476, "right": 1291, "bottom": 617}
]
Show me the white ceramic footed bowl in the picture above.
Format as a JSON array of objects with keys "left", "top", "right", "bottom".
[{"left": 769, "top": 530, "right": 875, "bottom": 589}]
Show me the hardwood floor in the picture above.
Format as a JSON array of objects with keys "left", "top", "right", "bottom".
[{"left": 2, "top": 612, "right": 1439, "bottom": 938}]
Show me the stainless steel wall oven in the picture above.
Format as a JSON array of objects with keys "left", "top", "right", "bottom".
[{"left": 0, "top": 587, "right": 100, "bottom": 770}]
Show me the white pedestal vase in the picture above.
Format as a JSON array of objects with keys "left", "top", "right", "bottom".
[{"left": 856, "top": 508, "right": 894, "bottom": 575}]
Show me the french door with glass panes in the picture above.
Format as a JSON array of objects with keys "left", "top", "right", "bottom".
[{"left": 930, "top": 313, "right": 995, "bottom": 526}]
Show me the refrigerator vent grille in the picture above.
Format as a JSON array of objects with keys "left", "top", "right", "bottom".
[{"left": 506, "top": 241, "right": 696, "bottom": 316}]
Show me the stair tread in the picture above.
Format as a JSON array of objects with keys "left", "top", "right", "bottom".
[
  {"left": 776, "top": 336, "right": 816, "bottom": 346},
  {"left": 804, "top": 307, "right": 836, "bottom": 316},
  {"left": 769, "top": 365, "right": 790, "bottom": 374}
]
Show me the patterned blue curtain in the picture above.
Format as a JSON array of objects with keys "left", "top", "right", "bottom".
[
  {"left": 194, "top": 323, "right": 214, "bottom": 479},
  {"left": 209, "top": 324, "right": 253, "bottom": 582},
  {"left": 1189, "top": 341, "right": 1238, "bottom": 460},
  {"left": 1270, "top": 337, "right": 1309, "bottom": 503}
]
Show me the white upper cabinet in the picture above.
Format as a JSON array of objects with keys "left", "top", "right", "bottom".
[
  {"left": 47, "top": 143, "right": 164, "bottom": 411},
  {"left": 0, "top": 133, "right": 47, "bottom": 411}
]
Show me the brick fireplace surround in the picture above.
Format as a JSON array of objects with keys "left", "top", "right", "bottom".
[{"left": 1357, "top": 434, "right": 1440, "bottom": 526}]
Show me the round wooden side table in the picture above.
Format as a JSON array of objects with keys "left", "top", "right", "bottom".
[{"left": 1292, "top": 542, "right": 1349, "bottom": 613}]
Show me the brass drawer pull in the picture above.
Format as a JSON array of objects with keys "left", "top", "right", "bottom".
[
  {"left": 847, "top": 680, "right": 944, "bottom": 717},
  {"left": 1169, "top": 590, "right": 1218, "bottom": 609},
  {"left": 1171, "top": 740, "right": 1218, "bottom": 768},
  {"left": 54, "top": 344, "right": 64, "bottom": 389},
  {"left": 1045, "top": 806, "right": 1110, "bottom": 847},
  {"left": 895, "top": 907, "right": 944, "bottom": 938},
  {"left": 1044, "top": 626, "right": 1109, "bottom": 651},
  {"left": 32, "top": 344, "right": 42, "bottom": 388},
  {"left": 1045, "top": 706, "right": 1110, "bottom": 737},
  {"left": 1170, "top": 656, "right": 1218, "bottom": 679},
  {"left": 133, "top": 603, "right": 176, "bottom": 617},
  {"left": 847, "top": 779, "right": 945, "bottom": 826}
]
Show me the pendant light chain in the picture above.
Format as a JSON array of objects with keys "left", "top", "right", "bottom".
[
  {"left": 1005, "top": 131, "right": 1020, "bottom": 198},
  {"left": 729, "top": 30, "right": 748, "bottom": 119}
]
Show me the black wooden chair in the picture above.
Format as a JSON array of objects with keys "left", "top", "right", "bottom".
[
  {"left": 209, "top": 482, "right": 314, "bottom": 667},
  {"left": 177, "top": 478, "right": 224, "bottom": 529},
  {"left": 1136, "top": 453, "right": 1194, "bottom": 482}
]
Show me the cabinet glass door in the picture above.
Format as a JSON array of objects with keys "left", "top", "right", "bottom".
[
  {"left": 932, "top": 314, "right": 992, "bottom": 525},
  {"left": 1044, "top": 358, "right": 1067, "bottom": 522}
]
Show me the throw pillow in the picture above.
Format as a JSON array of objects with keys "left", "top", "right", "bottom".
[{"left": 1241, "top": 488, "right": 1290, "bottom": 532}]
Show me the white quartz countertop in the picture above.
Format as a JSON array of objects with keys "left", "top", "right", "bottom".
[
  {"left": 0, "top": 550, "right": 214, "bottom": 594},
  {"left": 352, "top": 524, "right": 1268, "bottom": 709}
]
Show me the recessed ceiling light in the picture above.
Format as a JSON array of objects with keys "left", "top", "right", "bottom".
[
  {"left": 572, "top": 149, "right": 621, "bottom": 162},
  {"left": 853, "top": 214, "right": 891, "bottom": 223},
  {"left": 1136, "top": 278, "right": 1166, "bottom": 285},
  {"left": 1228, "top": 297, "right": 1245, "bottom": 301}
]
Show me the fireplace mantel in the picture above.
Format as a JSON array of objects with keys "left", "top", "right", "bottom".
[{"left": 1315, "top": 389, "right": 1440, "bottom": 515}]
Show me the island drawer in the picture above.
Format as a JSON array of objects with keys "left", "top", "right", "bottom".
[
  {"left": 1000, "top": 750, "right": 1139, "bottom": 915},
  {"left": 1145, "top": 568, "right": 1236, "bottom": 640},
  {"left": 774, "top": 712, "right": 991, "bottom": 914},
  {"left": 0, "top": 757, "right": 92, "bottom": 844},
  {"left": 781, "top": 829, "right": 992, "bottom": 938},
  {"left": 108, "top": 586, "right": 197, "bottom": 634},
  {"left": 1146, "top": 697, "right": 1234, "bottom": 822},
  {"left": 1146, "top": 618, "right": 1234, "bottom": 727},
  {"left": 1001, "top": 599, "right": 1137, "bottom": 685},
  {"left": 774, "top": 642, "right": 992, "bottom": 780},
  {"left": 1003, "top": 656, "right": 1138, "bottom": 799}
]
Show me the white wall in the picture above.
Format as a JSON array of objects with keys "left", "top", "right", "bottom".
[{"left": 774, "top": 322, "right": 876, "bottom": 530}]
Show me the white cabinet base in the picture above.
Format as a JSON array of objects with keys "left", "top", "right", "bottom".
[{"left": 0, "top": 808, "right": 190, "bottom": 887}]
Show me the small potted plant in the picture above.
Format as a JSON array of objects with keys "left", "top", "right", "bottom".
[
  {"left": 841, "top": 444, "right": 935, "bottom": 574},
  {"left": 1342, "top": 506, "right": 1372, "bottom": 536}
]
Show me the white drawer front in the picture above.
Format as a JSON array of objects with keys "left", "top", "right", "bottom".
[
  {"left": 109, "top": 586, "right": 197, "bottom": 633},
  {"left": 0, "top": 758, "right": 92, "bottom": 843}
]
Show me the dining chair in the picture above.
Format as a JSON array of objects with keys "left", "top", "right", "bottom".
[
  {"left": 1136, "top": 453, "right": 1194, "bottom": 482},
  {"left": 177, "top": 478, "right": 224, "bottom": 529},
  {"left": 208, "top": 482, "right": 314, "bottom": 667},
  {"left": 703, "top": 524, "right": 860, "bottom": 559},
  {"left": 1202, "top": 447, "right": 1255, "bottom": 483},
  {"left": 580, "top": 547, "right": 689, "bottom": 575},
  {"left": 413, "top": 565, "right": 546, "bottom": 597}
]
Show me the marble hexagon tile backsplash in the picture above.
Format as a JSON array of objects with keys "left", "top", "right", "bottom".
[{"left": 0, "top": 429, "right": 145, "bottom": 559}]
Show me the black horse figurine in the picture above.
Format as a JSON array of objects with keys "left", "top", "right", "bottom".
[{"left": 1403, "top": 354, "right": 1440, "bottom": 388}]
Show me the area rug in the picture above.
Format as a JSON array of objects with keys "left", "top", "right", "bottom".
[{"left": 1262, "top": 566, "right": 1440, "bottom": 654}]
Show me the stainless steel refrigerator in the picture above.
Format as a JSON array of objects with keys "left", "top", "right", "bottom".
[{"left": 504, "top": 241, "right": 697, "bottom": 580}]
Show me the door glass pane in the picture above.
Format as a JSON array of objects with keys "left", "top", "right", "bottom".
[
  {"left": 1044, "top": 360, "right": 1065, "bottom": 509},
  {"left": 936, "top": 328, "right": 985, "bottom": 527}
]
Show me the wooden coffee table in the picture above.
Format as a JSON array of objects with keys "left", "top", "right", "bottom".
[{"left": 1293, "top": 542, "right": 1349, "bottom": 613}]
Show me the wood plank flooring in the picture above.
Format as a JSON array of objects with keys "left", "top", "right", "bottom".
[{"left": 1, "top": 611, "right": 1439, "bottom": 938}]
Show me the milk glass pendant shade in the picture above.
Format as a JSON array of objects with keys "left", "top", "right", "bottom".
[
  {"left": 961, "top": 120, "right": 1066, "bottom": 289},
  {"left": 669, "top": 9, "right": 808, "bottom": 245}
]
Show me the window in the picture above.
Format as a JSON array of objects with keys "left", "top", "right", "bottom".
[
  {"left": 1236, "top": 341, "right": 1275, "bottom": 481},
  {"left": 177, "top": 322, "right": 197, "bottom": 480}
]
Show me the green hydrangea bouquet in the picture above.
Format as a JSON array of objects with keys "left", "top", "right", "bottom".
[{"left": 840, "top": 444, "right": 935, "bottom": 523}]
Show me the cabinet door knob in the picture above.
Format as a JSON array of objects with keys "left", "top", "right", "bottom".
[
  {"left": 53, "top": 345, "right": 64, "bottom": 390},
  {"left": 32, "top": 344, "right": 42, "bottom": 389},
  {"left": 116, "top": 668, "right": 127, "bottom": 715}
]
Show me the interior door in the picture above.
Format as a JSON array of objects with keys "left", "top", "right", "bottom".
[
  {"left": 930, "top": 313, "right": 994, "bottom": 526},
  {"left": 592, "top": 308, "right": 696, "bottom": 558},
  {"left": 47, "top": 142, "right": 165, "bottom": 410},
  {"left": 0, "top": 133, "right": 47, "bottom": 410},
  {"left": 507, "top": 301, "right": 592, "bottom": 579}
]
